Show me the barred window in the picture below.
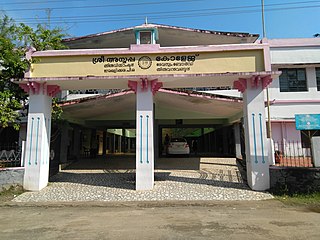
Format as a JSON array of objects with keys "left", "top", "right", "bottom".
[
  {"left": 279, "top": 68, "right": 307, "bottom": 92},
  {"left": 316, "top": 68, "right": 320, "bottom": 91}
]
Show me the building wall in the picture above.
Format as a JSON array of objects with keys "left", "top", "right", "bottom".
[
  {"left": 267, "top": 67, "right": 320, "bottom": 120},
  {"left": 267, "top": 42, "right": 320, "bottom": 144},
  {"left": 270, "top": 46, "right": 320, "bottom": 65},
  {"left": 271, "top": 122, "right": 305, "bottom": 157},
  {"left": 270, "top": 166, "right": 320, "bottom": 194},
  {"left": 271, "top": 122, "right": 301, "bottom": 142},
  {"left": 268, "top": 67, "right": 319, "bottom": 100},
  {"left": 0, "top": 168, "right": 24, "bottom": 191}
]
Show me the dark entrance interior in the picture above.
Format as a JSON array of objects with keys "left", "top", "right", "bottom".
[{"left": 159, "top": 125, "right": 236, "bottom": 157}]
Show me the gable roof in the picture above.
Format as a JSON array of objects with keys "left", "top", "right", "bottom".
[{"left": 63, "top": 23, "right": 259, "bottom": 49}]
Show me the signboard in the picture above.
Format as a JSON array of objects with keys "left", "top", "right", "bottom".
[
  {"left": 30, "top": 50, "right": 264, "bottom": 78},
  {"left": 295, "top": 114, "right": 320, "bottom": 130}
]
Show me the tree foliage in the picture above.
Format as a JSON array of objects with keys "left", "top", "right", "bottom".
[
  {"left": 0, "top": 91, "right": 21, "bottom": 130},
  {"left": 0, "top": 16, "right": 29, "bottom": 100},
  {"left": 0, "top": 15, "right": 67, "bottom": 129},
  {"left": 19, "top": 23, "right": 67, "bottom": 51},
  {"left": 52, "top": 98, "right": 63, "bottom": 122}
]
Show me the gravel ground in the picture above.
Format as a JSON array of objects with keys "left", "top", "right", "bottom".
[{"left": 13, "top": 158, "right": 273, "bottom": 202}]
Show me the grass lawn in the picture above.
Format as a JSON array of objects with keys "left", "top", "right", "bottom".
[{"left": 275, "top": 192, "right": 320, "bottom": 213}]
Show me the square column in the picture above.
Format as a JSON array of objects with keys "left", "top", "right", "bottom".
[
  {"left": 102, "top": 131, "right": 107, "bottom": 156},
  {"left": 234, "top": 123, "right": 242, "bottom": 159},
  {"left": 234, "top": 76, "right": 272, "bottom": 191},
  {"left": 20, "top": 82, "right": 60, "bottom": 191},
  {"left": 128, "top": 138, "right": 131, "bottom": 152},
  {"left": 59, "top": 121, "right": 69, "bottom": 163},
  {"left": 129, "top": 79, "right": 162, "bottom": 190},
  {"left": 136, "top": 83, "right": 154, "bottom": 190},
  {"left": 118, "top": 135, "right": 122, "bottom": 153},
  {"left": 73, "top": 126, "right": 81, "bottom": 160}
]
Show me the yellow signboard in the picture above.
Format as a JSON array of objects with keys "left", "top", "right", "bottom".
[{"left": 31, "top": 50, "right": 265, "bottom": 78}]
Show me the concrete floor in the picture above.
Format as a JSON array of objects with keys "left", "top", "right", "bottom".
[
  {"left": 13, "top": 156, "right": 273, "bottom": 202},
  {"left": 65, "top": 155, "right": 239, "bottom": 171}
]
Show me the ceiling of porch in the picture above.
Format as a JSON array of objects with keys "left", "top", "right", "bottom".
[{"left": 61, "top": 89, "right": 243, "bottom": 125}]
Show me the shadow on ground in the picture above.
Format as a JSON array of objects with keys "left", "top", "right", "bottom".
[
  {"left": 52, "top": 156, "right": 248, "bottom": 191},
  {"left": 51, "top": 171, "right": 249, "bottom": 191},
  {"left": 65, "top": 155, "right": 222, "bottom": 171}
]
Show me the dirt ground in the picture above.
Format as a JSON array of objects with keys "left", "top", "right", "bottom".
[{"left": 0, "top": 200, "right": 319, "bottom": 240}]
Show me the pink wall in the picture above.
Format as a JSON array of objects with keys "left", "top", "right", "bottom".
[
  {"left": 272, "top": 122, "right": 301, "bottom": 143},
  {"left": 272, "top": 122, "right": 303, "bottom": 156}
]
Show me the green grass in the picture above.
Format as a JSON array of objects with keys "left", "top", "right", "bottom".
[{"left": 275, "top": 192, "right": 320, "bottom": 212}]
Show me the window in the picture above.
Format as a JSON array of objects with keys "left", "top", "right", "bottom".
[
  {"left": 135, "top": 28, "right": 158, "bottom": 45},
  {"left": 139, "top": 31, "right": 152, "bottom": 44},
  {"left": 316, "top": 68, "right": 320, "bottom": 91},
  {"left": 279, "top": 68, "right": 307, "bottom": 92}
]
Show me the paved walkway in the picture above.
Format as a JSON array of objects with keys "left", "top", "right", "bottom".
[{"left": 13, "top": 157, "right": 273, "bottom": 202}]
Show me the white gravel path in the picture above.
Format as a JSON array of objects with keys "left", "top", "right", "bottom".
[{"left": 13, "top": 158, "right": 273, "bottom": 202}]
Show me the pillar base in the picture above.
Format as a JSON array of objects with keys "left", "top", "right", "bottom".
[{"left": 246, "top": 156, "right": 270, "bottom": 191}]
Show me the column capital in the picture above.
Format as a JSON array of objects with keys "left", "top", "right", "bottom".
[
  {"left": 19, "top": 82, "right": 61, "bottom": 97},
  {"left": 233, "top": 75, "right": 272, "bottom": 93},
  {"left": 150, "top": 79, "right": 163, "bottom": 95},
  {"left": 128, "top": 78, "right": 163, "bottom": 95}
]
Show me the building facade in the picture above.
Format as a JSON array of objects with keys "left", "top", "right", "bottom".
[
  {"left": 13, "top": 24, "right": 320, "bottom": 192},
  {"left": 268, "top": 39, "right": 320, "bottom": 159}
]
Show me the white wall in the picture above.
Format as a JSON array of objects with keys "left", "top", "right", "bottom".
[
  {"left": 267, "top": 43, "right": 320, "bottom": 146},
  {"left": 268, "top": 67, "right": 319, "bottom": 101},
  {"left": 66, "top": 94, "right": 100, "bottom": 101},
  {"left": 203, "top": 90, "right": 241, "bottom": 98},
  {"left": 271, "top": 47, "right": 320, "bottom": 65},
  {"left": 266, "top": 67, "right": 320, "bottom": 120},
  {"left": 268, "top": 103, "right": 320, "bottom": 120}
]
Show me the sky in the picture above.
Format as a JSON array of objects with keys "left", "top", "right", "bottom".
[{"left": 0, "top": 0, "right": 319, "bottom": 39}]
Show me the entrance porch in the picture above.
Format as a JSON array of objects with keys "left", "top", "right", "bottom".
[
  {"left": 13, "top": 156, "right": 273, "bottom": 202},
  {"left": 18, "top": 41, "right": 280, "bottom": 192}
]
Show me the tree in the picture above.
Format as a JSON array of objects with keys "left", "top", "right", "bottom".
[
  {"left": 19, "top": 23, "right": 67, "bottom": 51},
  {"left": 314, "top": 33, "right": 320, "bottom": 38},
  {"left": 0, "top": 15, "right": 67, "bottom": 129},
  {"left": 0, "top": 16, "right": 29, "bottom": 129},
  {"left": 0, "top": 91, "right": 21, "bottom": 130}
]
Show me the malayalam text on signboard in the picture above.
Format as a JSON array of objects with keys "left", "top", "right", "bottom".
[{"left": 91, "top": 54, "right": 199, "bottom": 74}]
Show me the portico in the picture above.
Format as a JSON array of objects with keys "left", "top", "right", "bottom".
[{"left": 18, "top": 24, "right": 280, "bottom": 191}]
